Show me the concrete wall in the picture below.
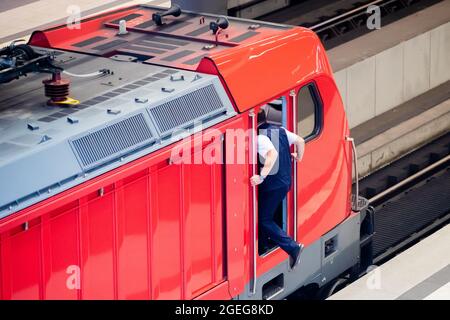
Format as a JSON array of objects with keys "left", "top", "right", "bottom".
[
  {"left": 334, "top": 21, "right": 450, "bottom": 129},
  {"left": 356, "top": 99, "right": 450, "bottom": 178}
]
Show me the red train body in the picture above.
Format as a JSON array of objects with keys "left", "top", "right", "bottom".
[{"left": 0, "top": 4, "right": 372, "bottom": 299}]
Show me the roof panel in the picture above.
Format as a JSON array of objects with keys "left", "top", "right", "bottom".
[{"left": 29, "top": 5, "right": 292, "bottom": 70}]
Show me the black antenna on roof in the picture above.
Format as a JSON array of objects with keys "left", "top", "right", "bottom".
[
  {"left": 210, "top": 16, "right": 229, "bottom": 35},
  {"left": 152, "top": 4, "right": 182, "bottom": 26}
]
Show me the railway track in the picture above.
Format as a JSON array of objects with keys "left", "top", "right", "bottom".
[
  {"left": 258, "top": 0, "right": 443, "bottom": 48},
  {"left": 363, "top": 133, "right": 450, "bottom": 264}
]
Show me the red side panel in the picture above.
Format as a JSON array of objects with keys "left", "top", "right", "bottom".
[
  {"left": 0, "top": 137, "right": 228, "bottom": 299},
  {"left": 81, "top": 190, "right": 115, "bottom": 299},
  {"left": 185, "top": 159, "right": 224, "bottom": 297},
  {"left": 151, "top": 164, "right": 183, "bottom": 299},
  {"left": 45, "top": 205, "right": 79, "bottom": 300},
  {"left": 9, "top": 226, "right": 41, "bottom": 299},
  {"left": 116, "top": 173, "right": 150, "bottom": 299}
]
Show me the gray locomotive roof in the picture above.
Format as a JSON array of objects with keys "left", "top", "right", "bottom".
[{"left": 0, "top": 48, "right": 236, "bottom": 217}]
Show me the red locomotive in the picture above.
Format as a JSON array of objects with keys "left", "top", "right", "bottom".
[{"left": 0, "top": 4, "right": 373, "bottom": 299}]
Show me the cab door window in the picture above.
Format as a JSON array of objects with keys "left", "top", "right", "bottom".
[{"left": 297, "top": 83, "right": 323, "bottom": 140}]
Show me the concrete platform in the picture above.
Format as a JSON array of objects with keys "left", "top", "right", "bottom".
[{"left": 329, "top": 224, "right": 450, "bottom": 300}]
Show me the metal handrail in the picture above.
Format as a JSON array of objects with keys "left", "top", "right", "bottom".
[
  {"left": 249, "top": 110, "right": 258, "bottom": 295},
  {"left": 290, "top": 90, "right": 298, "bottom": 241},
  {"left": 346, "top": 136, "right": 360, "bottom": 211}
]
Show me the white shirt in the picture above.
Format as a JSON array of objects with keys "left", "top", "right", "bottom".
[{"left": 257, "top": 127, "right": 297, "bottom": 159}]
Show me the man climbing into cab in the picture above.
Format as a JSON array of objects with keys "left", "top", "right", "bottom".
[{"left": 250, "top": 104, "right": 306, "bottom": 270}]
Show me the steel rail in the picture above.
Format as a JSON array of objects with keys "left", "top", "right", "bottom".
[
  {"left": 368, "top": 154, "right": 450, "bottom": 204},
  {"left": 309, "top": 0, "right": 385, "bottom": 31}
]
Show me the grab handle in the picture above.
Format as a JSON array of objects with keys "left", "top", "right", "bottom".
[
  {"left": 290, "top": 90, "right": 298, "bottom": 241},
  {"left": 249, "top": 110, "right": 258, "bottom": 295}
]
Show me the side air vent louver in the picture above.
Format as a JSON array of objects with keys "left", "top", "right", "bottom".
[
  {"left": 71, "top": 113, "right": 154, "bottom": 170},
  {"left": 149, "top": 84, "right": 226, "bottom": 136}
]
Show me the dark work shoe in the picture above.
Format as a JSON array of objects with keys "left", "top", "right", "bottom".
[{"left": 290, "top": 243, "right": 304, "bottom": 270}]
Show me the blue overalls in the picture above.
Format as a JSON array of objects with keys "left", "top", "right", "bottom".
[{"left": 258, "top": 123, "right": 298, "bottom": 257}]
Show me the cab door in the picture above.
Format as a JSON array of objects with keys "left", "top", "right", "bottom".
[
  {"left": 292, "top": 83, "right": 323, "bottom": 243},
  {"left": 249, "top": 94, "right": 297, "bottom": 298},
  {"left": 256, "top": 97, "right": 293, "bottom": 257}
]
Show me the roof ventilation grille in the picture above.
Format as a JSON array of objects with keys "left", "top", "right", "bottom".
[
  {"left": 71, "top": 113, "right": 154, "bottom": 170},
  {"left": 148, "top": 84, "right": 226, "bottom": 136}
]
